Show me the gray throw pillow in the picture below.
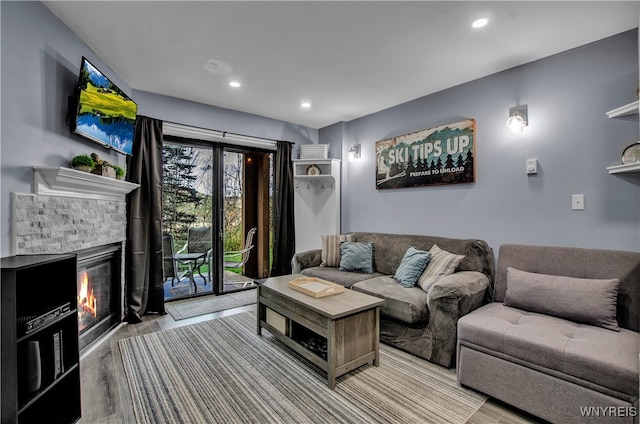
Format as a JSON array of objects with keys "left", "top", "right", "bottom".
[
  {"left": 393, "top": 247, "right": 432, "bottom": 288},
  {"left": 339, "top": 242, "right": 375, "bottom": 274},
  {"left": 504, "top": 267, "right": 620, "bottom": 331}
]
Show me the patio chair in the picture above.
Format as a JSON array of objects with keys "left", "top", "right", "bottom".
[
  {"left": 177, "top": 227, "right": 213, "bottom": 282},
  {"left": 223, "top": 227, "right": 257, "bottom": 288},
  {"left": 162, "top": 234, "right": 180, "bottom": 285}
]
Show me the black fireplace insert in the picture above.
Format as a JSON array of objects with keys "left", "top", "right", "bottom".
[{"left": 76, "top": 243, "right": 122, "bottom": 352}]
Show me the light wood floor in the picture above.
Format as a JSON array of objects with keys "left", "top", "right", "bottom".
[{"left": 78, "top": 302, "right": 542, "bottom": 424}]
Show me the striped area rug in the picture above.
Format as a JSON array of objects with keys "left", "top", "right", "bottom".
[
  {"left": 165, "top": 289, "right": 256, "bottom": 320},
  {"left": 119, "top": 312, "right": 486, "bottom": 424}
]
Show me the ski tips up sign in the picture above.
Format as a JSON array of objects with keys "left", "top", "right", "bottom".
[{"left": 375, "top": 119, "right": 476, "bottom": 189}]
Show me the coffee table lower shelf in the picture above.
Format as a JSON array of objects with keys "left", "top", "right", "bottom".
[{"left": 256, "top": 276, "right": 383, "bottom": 389}]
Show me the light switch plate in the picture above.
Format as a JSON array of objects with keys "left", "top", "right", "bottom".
[
  {"left": 572, "top": 194, "right": 585, "bottom": 210},
  {"left": 526, "top": 159, "right": 537, "bottom": 175}
]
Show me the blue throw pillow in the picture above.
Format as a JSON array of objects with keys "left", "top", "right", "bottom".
[
  {"left": 393, "top": 247, "right": 432, "bottom": 288},
  {"left": 339, "top": 242, "right": 375, "bottom": 274}
]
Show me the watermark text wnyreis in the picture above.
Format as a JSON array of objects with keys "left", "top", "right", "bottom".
[{"left": 580, "top": 406, "right": 637, "bottom": 418}]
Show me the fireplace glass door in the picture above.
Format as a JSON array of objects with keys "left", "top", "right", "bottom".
[
  {"left": 77, "top": 244, "right": 121, "bottom": 352},
  {"left": 78, "top": 262, "right": 111, "bottom": 333}
]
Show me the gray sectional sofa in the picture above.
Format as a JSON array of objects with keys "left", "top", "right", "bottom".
[
  {"left": 291, "top": 232, "right": 494, "bottom": 368},
  {"left": 457, "top": 244, "right": 640, "bottom": 424}
]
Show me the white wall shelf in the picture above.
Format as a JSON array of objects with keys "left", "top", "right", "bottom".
[
  {"left": 606, "top": 100, "right": 639, "bottom": 119},
  {"left": 293, "top": 159, "right": 337, "bottom": 177},
  {"left": 293, "top": 159, "right": 341, "bottom": 252},
  {"left": 607, "top": 163, "right": 640, "bottom": 174},
  {"left": 606, "top": 99, "right": 639, "bottom": 175},
  {"left": 294, "top": 175, "right": 336, "bottom": 180}
]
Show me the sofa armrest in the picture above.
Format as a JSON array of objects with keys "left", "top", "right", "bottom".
[
  {"left": 428, "top": 271, "right": 490, "bottom": 315},
  {"left": 423, "top": 271, "right": 490, "bottom": 366},
  {"left": 291, "top": 249, "right": 322, "bottom": 274}
]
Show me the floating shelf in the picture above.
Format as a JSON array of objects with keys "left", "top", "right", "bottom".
[
  {"left": 606, "top": 100, "right": 639, "bottom": 119},
  {"left": 605, "top": 100, "right": 639, "bottom": 174},
  {"left": 33, "top": 166, "right": 140, "bottom": 201},
  {"left": 606, "top": 163, "right": 640, "bottom": 174}
]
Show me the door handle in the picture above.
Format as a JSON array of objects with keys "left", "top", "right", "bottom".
[{"left": 219, "top": 209, "right": 224, "bottom": 239}]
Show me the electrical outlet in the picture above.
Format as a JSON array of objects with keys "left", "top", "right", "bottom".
[{"left": 572, "top": 194, "right": 585, "bottom": 210}]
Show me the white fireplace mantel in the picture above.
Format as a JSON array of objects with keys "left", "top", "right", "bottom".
[{"left": 33, "top": 166, "right": 140, "bottom": 201}]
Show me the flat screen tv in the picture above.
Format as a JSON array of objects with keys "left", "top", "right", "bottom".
[{"left": 70, "top": 57, "right": 137, "bottom": 156}]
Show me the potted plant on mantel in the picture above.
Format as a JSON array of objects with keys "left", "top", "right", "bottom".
[
  {"left": 70, "top": 153, "right": 125, "bottom": 180},
  {"left": 113, "top": 165, "right": 125, "bottom": 180},
  {"left": 70, "top": 154, "right": 95, "bottom": 173}
]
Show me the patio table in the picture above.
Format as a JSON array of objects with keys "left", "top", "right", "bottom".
[{"left": 173, "top": 252, "right": 208, "bottom": 293}]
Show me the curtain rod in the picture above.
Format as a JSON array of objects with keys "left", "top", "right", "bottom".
[{"left": 162, "top": 121, "right": 294, "bottom": 150}]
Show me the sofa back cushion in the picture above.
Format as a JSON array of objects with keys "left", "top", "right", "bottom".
[
  {"left": 504, "top": 267, "right": 620, "bottom": 331},
  {"left": 351, "top": 232, "right": 494, "bottom": 284},
  {"left": 495, "top": 244, "right": 640, "bottom": 332}
]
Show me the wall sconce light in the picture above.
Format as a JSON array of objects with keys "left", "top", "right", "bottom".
[
  {"left": 347, "top": 144, "right": 361, "bottom": 163},
  {"left": 507, "top": 104, "right": 528, "bottom": 134}
]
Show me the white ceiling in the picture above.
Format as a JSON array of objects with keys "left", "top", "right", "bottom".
[{"left": 43, "top": 1, "right": 639, "bottom": 129}]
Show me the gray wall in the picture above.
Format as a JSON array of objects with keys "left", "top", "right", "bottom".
[
  {"left": 0, "top": 1, "right": 317, "bottom": 257},
  {"left": 326, "top": 30, "right": 639, "bottom": 253}
]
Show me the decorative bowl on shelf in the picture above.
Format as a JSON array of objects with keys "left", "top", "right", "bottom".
[
  {"left": 306, "top": 164, "right": 321, "bottom": 176},
  {"left": 621, "top": 141, "right": 640, "bottom": 165}
]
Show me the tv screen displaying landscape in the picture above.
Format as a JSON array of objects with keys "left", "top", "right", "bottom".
[{"left": 74, "top": 57, "right": 137, "bottom": 156}]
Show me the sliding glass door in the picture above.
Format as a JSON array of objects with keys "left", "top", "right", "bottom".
[
  {"left": 162, "top": 139, "right": 272, "bottom": 300},
  {"left": 221, "top": 149, "right": 272, "bottom": 292},
  {"left": 162, "top": 141, "right": 216, "bottom": 300}
]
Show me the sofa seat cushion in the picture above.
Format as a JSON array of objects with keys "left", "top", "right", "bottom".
[
  {"left": 352, "top": 276, "right": 429, "bottom": 324},
  {"left": 458, "top": 303, "right": 639, "bottom": 398},
  {"left": 300, "top": 266, "right": 383, "bottom": 288}
]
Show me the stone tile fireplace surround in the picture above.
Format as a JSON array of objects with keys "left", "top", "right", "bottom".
[
  {"left": 11, "top": 166, "right": 139, "bottom": 350},
  {"left": 13, "top": 195, "right": 126, "bottom": 254}
]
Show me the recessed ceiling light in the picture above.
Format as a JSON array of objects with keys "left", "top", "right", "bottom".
[
  {"left": 301, "top": 102, "right": 311, "bottom": 109},
  {"left": 229, "top": 81, "right": 241, "bottom": 88},
  {"left": 471, "top": 18, "right": 489, "bottom": 29}
]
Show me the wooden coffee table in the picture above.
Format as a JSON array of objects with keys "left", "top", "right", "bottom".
[{"left": 257, "top": 274, "right": 384, "bottom": 389}]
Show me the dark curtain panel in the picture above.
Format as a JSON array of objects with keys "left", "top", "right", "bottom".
[
  {"left": 270, "top": 141, "right": 296, "bottom": 276},
  {"left": 125, "top": 116, "right": 165, "bottom": 322}
]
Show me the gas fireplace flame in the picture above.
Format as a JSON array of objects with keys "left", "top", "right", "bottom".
[{"left": 78, "top": 271, "right": 97, "bottom": 318}]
